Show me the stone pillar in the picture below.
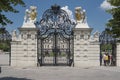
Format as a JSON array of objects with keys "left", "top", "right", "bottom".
[
  {"left": 117, "top": 43, "right": 120, "bottom": 66},
  {"left": 11, "top": 6, "right": 38, "bottom": 67},
  {"left": 11, "top": 23, "right": 38, "bottom": 67},
  {"left": 73, "top": 13, "right": 101, "bottom": 67},
  {"left": 20, "top": 28, "right": 38, "bottom": 67},
  {"left": 73, "top": 6, "right": 100, "bottom": 67},
  {"left": 73, "top": 28, "right": 100, "bottom": 67},
  {"left": 73, "top": 22, "right": 95, "bottom": 67}
]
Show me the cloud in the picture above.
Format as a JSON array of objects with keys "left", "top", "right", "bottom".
[
  {"left": 61, "top": 6, "right": 74, "bottom": 19},
  {"left": 61, "top": 6, "right": 75, "bottom": 22},
  {"left": 100, "top": 0, "right": 114, "bottom": 10}
]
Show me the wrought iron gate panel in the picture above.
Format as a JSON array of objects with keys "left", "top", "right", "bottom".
[
  {"left": 36, "top": 4, "right": 75, "bottom": 66},
  {"left": 99, "top": 28, "right": 117, "bottom": 66}
]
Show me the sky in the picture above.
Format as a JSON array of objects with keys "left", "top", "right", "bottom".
[{"left": 4, "top": 0, "right": 112, "bottom": 33}]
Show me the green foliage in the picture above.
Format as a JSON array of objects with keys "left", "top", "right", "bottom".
[
  {"left": 49, "top": 52, "right": 54, "bottom": 56},
  {"left": 106, "top": 0, "right": 120, "bottom": 38},
  {"left": 0, "top": 41, "right": 10, "bottom": 52},
  {"left": 0, "top": 0, "right": 25, "bottom": 26},
  {"left": 101, "top": 44, "right": 112, "bottom": 51},
  {"left": 60, "top": 52, "right": 66, "bottom": 56},
  {"left": 0, "top": 27, "right": 11, "bottom": 52},
  {"left": 107, "top": 0, "right": 120, "bottom": 6},
  {"left": 0, "top": 27, "right": 6, "bottom": 34}
]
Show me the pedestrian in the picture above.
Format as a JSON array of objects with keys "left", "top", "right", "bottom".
[
  {"left": 106, "top": 53, "right": 109, "bottom": 66},
  {"left": 103, "top": 54, "right": 106, "bottom": 66},
  {"left": 103, "top": 53, "right": 108, "bottom": 66}
]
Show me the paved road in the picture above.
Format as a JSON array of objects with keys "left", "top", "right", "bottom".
[
  {"left": 0, "top": 54, "right": 120, "bottom": 80},
  {"left": 0, "top": 66, "right": 120, "bottom": 80}
]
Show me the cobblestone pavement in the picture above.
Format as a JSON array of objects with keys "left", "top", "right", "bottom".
[{"left": 0, "top": 66, "right": 120, "bottom": 80}]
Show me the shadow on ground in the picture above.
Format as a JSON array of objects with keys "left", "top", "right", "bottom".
[{"left": 0, "top": 77, "right": 32, "bottom": 80}]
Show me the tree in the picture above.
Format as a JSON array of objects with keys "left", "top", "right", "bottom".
[
  {"left": 0, "top": 0, "right": 25, "bottom": 26},
  {"left": 106, "top": 0, "right": 120, "bottom": 38},
  {"left": 0, "top": 42, "right": 10, "bottom": 52}
]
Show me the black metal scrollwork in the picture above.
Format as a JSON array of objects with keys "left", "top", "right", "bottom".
[
  {"left": 36, "top": 4, "right": 76, "bottom": 66},
  {"left": 35, "top": 4, "right": 76, "bottom": 39}
]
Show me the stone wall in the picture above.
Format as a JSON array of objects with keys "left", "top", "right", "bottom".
[
  {"left": 73, "top": 27, "right": 100, "bottom": 67},
  {"left": 11, "top": 28, "right": 38, "bottom": 67}
]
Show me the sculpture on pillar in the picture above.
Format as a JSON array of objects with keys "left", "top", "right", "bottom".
[
  {"left": 30, "top": 6, "right": 37, "bottom": 20},
  {"left": 24, "top": 6, "right": 37, "bottom": 23},
  {"left": 24, "top": 9, "right": 30, "bottom": 23},
  {"left": 12, "top": 30, "right": 17, "bottom": 41},
  {"left": 93, "top": 31, "right": 100, "bottom": 38},
  {"left": 75, "top": 7, "right": 86, "bottom": 23}
]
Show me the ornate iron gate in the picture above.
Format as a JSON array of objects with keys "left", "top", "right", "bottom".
[
  {"left": 99, "top": 28, "right": 117, "bottom": 66},
  {"left": 36, "top": 5, "right": 75, "bottom": 66}
]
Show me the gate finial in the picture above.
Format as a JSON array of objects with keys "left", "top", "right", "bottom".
[
  {"left": 51, "top": 4, "right": 60, "bottom": 14},
  {"left": 75, "top": 7, "right": 86, "bottom": 23}
]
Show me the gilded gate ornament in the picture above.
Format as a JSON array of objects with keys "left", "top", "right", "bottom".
[
  {"left": 30, "top": 6, "right": 37, "bottom": 20},
  {"left": 75, "top": 7, "right": 82, "bottom": 21},
  {"left": 75, "top": 7, "right": 86, "bottom": 23},
  {"left": 24, "top": 6, "right": 37, "bottom": 23}
]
